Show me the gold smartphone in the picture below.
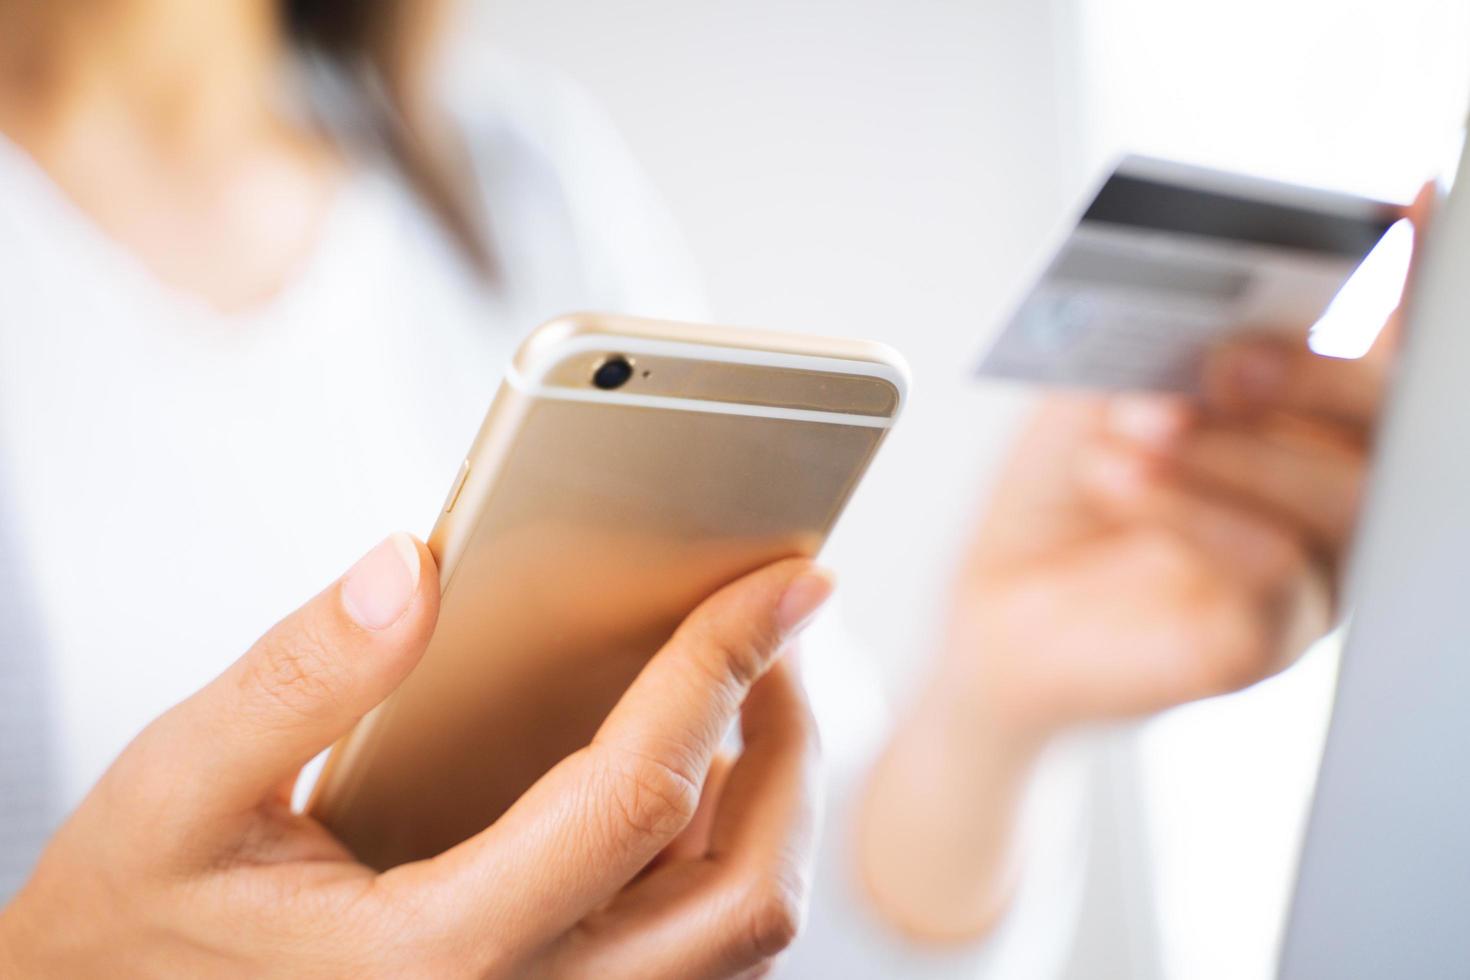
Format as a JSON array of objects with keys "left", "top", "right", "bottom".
[{"left": 308, "top": 313, "right": 907, "bottom": 870}]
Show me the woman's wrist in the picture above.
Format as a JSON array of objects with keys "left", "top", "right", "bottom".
[
  {"left": 909, "top": 654, "right": 1051, "bottom": 788},
  {"left": 932, "top": 605, "right": 1070, "bottom": 756},
  {"left": 856, "top": 650, "right": 1053, "bottom": 944}
]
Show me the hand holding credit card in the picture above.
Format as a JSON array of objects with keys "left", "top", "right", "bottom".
[{"left": 977, "top": 155, "right": 1401, "bottom": 392}]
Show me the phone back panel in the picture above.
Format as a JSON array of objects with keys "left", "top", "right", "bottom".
[{"left": 310, "top": 315, "right": 904, "bottom": 869}]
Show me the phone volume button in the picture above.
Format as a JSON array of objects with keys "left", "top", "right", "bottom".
[{"left": 445, "top": 460, "right": 471, "bottom": 513}]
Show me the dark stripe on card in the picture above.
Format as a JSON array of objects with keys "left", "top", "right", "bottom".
[{"left": 1082, "top": 174, "right": 1396, "bottom": 258}]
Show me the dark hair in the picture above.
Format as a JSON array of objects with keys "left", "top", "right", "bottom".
[{"left": 285, "top": 0, "right": 494, "bottom": 277}]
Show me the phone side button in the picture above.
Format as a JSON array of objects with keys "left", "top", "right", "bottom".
[{"left": 445, "top": 460, "right": 471, "bottom": 513}]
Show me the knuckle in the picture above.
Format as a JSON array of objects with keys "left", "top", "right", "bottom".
[
  {"left": 597, "top": 744, "right": 702, "bottom": 843},
  {"left": 242, "top": 623, "right": 342, "bottom": 721},
  {"left": 734, "top": 870, "right": 806, "bottom": 961}
]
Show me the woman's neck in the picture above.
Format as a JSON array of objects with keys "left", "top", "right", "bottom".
[
  {"left": 0, "top": 0, "right": 286, "bottom": 156},
  {"left": 0, "top": 0, "right": 348, "bottom": 312}
]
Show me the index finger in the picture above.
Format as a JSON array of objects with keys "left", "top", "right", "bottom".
[
  {"left": 1202, "top": 338, "right": 1389, "bottom": 433},
  {"left": 550, "top": 659, "right": 823, "bottom": 978},
  {"left": 387, "top": 558, "right": 834, "bottom": 959}
]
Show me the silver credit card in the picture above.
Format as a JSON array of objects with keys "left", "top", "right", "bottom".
[{"left": 977, "top": 155, "right": 1399, "bottom": 392}]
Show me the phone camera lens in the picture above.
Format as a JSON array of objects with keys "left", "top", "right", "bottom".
[{"left": 592, "top": 356, "right": 634, "bottom": 390}]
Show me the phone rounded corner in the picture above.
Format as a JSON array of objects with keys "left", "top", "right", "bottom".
[
  {"left": 838, "top": 340, "right": 909, "bottom": 423},
  {"left": 871, "top": 343, "right": 912, "bottom": 421},
  {"left": 513, "top": 313, "right": 609, "bottom": 384}
]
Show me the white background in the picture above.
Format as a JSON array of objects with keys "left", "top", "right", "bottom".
[
  {"left": 475, "top": 2, "right": 1469, "bottom": 977},
  {"left": 1078, "top": 4, "right": 1469, "bottom": 979},
  {"left": 472, "top": 0, "right": 1088, "bottom": 707}
]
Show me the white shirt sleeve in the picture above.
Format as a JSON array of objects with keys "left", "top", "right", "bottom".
[{"left": 782, "top": 606, "right": 1091, "bottom": 979}]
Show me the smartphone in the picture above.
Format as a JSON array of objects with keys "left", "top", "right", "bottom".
[{"left": 307, "top": 313, "right": 907, "bottom": 870}]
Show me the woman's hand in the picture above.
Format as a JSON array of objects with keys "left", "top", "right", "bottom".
[
  {"left": 859, "top": 334, "right": 1392, "bottom": 941},
  {"left": 948, "top": 177, "right": 1431, "bottom": 743},
  {"left": 951, "top": 332, "right": 1388, "bottom": 738},
  {"left": 0, "top": 534, "right": 832, "bottom": 978},
  {"left": 858, "top": 188, "right": 1429, "bottom": 943}
]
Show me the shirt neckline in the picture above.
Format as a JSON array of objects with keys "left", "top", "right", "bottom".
[{"left": 0, "top": 124, "right": 371, "bottom": 327}]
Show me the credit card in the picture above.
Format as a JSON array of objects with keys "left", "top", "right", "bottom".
[{"left": 976, "top": 155, "right": 1399, "bottom": 392}]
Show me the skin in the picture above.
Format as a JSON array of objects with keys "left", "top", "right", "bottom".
[
  {"left": 0, "top": 0, "right": 1422, "bottom": 964},
  {"left": 0, "top": 0, "right": 349, "bottom": 310},
  {"left": 857, "top": 188, "right": 1431, "bottom": 941},
  {"left": 0, "top": 538, "right": 832, "bottom": 977},
  {"left": 0, "top": 3, "right": 828, "bottom": 974}
]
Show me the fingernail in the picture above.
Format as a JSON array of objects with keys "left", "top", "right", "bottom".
[
  {"left": 1107, "top": 397, "right": 1188, "bottom": 451},
  {"left": 1216, "top": 346, "right": 1287, "bottom": 401},
  {"left": 342, "top": 533, "right": 421, "bottom": 631},
  {"left": 777, "top": 567, "right": 836, "bottom": 634}
]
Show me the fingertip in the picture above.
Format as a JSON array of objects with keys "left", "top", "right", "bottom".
[
  {"left": 393, "top": 531, "right": 424, "bottom": 584},
  {"left": 403, "top": 534, "right": 440, "bottom": 600},
  {"left": 1105, "top": 395, "right": 1193, "bottom": 451},
  {"left": 712, "top": 559, "right": 834, "bottom": 634},
  {"left": 1078, "top": 443, "right": 1158, "bottom": 504},
  {"left": 776, "top": 567, "right": 835, "bottom": 635},
  {"left": 341, "top": 532, "right": 431, "bottom": 631},
  {"left": 1409, "top": 180, "right": 1436, "bottom": 224}
]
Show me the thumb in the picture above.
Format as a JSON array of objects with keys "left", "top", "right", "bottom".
[
  {"left": 1408, "top": 178, "right": 1437, "bottom": 233},
  {"left": 133, "top": 533, "right": 439, "bottom": 821},
  {"left": 1373, "top": 180, "right": 1438, "bottom": 356}
]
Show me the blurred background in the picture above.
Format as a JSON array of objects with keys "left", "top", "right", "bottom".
[{"left": 472, "top": 1, "right": 1469, "bottom": 977}]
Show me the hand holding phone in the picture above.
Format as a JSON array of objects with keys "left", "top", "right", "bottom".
[
  {"left": 0, "top": 538, "right": 829, "bottom": 977},
  {"left": 310, "top": 314, "right": 905, "bottom": 870}
]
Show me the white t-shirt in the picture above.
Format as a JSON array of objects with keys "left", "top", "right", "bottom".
[{"left": 0, "top": 51, "right": 1082, "bottom": 977}]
